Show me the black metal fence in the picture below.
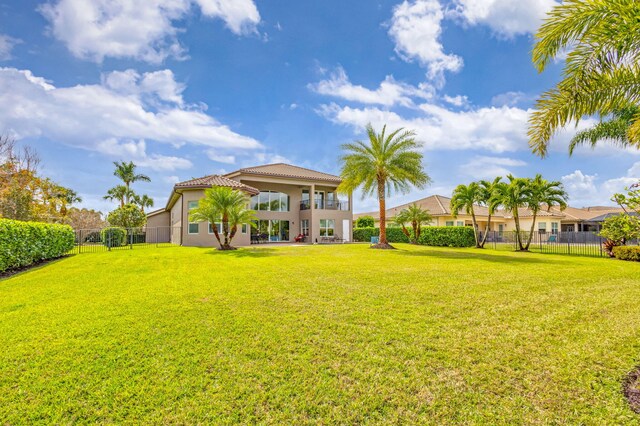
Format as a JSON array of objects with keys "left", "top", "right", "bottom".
[
  {"left": 482, "top": 230, "right": 639, "bottom": 258},
  {"left": 72, "top": 226, "right": 177, "bottom": 254}
]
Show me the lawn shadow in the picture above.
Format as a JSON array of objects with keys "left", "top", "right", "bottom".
[
  {"left": 392, "top": 247, "right": 572, "bottom": 265},
  {"left": 0, "top": 255, "right": 72, "bottom": 281},
  {"left": 202, "top": 247, "right": 279, "bottom": 258}
]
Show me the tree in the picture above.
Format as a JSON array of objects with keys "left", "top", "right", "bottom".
[
  {"left": 599, "top": 214, "right": 640, "bottom": 256},
  {"left": 355, "top": 215, "right": 375, "bottom": 228},
  {"left": 65, "top": 208, "right": 106, "bottom": 230},
  {"left": 104, "top": 185, "right": 134, "bottom": 208},
  {"left": 569, "top": 107, "right": 639, "bottom": 155},
  {"left": 394, "top": 204, "right": 432, "bottom": 244},
  {"left": 107, "top": 204, "right": 147, "bottom": 229},
  {"left": 522, "top": 174, "right": 568, "bottom": 250},
  {"left": 450, "top": 182, "right": 482, "bottom": 248},
  {"left": 612, "top": 183, "right": 640, "bottom": 214},
  {"left": 338, "top": 123, "right": 430, "bottom": 249},
  {"left": 494, "top": 175, "right": 532, "bottom": 251},
  {"left": 188, "top": 186, "right": 257, "bottom": 250},
  {"left": 477, "top": 177, "right": 502, "bottom": 248},
  {"left": 133, "top": 194, "right": 154, "bottom": 213},
  {"left": 528, "top": 1, "right": 640, "bottom": 156}
]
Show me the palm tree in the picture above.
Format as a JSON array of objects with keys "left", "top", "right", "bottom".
[
  {"left": 569, "top": 107, "right": 639, "bottom": 155},
  {"left": 188, "top": 186, "right": 256, "bottom": 250},
  {"left": 113, "top": 161, "right": 150, "bottom": 203},
  {"left": 394, "top": 204, "right": 432, "bottom": 244},
  {"left": 494, "top": 175, "right": 532, "bottom": 251},
  {"left": 103, "top": 185, "right": 133, "bottom": 208},
  {"left": 450, "top": 182, "right": 482, "bottom": 248},
  {"left": 523, "top": 175, "right": 568, "bottom": 250},
  {"left": 338, "top": 123, "right": 430, "bottom": 249},
  {"left": 528, "top": 0, "right": 640, "bottom": 156},
  {"left": 477, "top": 177, "right": 502, "bottom": 248},
  {"left": 133, "top": 194, "right": 154, "bottom": 213}
]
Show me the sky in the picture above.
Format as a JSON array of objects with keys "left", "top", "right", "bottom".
[{"left": 0, "top": 0, "right": 638, "bottom": 214}]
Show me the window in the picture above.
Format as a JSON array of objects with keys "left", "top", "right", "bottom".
[
  {"left": 188, "top": 201, "right": 199, "bottom": 234},
  {"left": 457, "top": 221, "right": 464, "bottom": 227},
  {"left": 242, "top": 224, "right": 248, "bottom": 234},
  {"left": 446, "top": 221, "right": 454, "bottom": 227},
  {"left": 319, "top": 219, "right": 335, "bottom": 237},
  {"left": 301, "top": 219, "right": 309, "bottom": 236},
  {"left": 208, "top": 222, "right": 222, "bottom": 234},
  {"left": 551, "top": 222, "right": 559, "bottom": 234},
  {"left": 251, "top": 220, "right": 290, "bottom": 241},
  {"left": 250, "top": 191, "right": 290, "bottom": 212},
  {"left": 314, "top": 191, "right": 324, "bottom": 209},
  {"left": 538, "top": 222, "right": 547, "bottom": 233}
]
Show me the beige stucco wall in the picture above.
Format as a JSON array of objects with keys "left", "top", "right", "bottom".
[
  {"left": 146, "top": 211, "right": 171, "bottom": 243},
  {"left": 170, "top": 195, "right": 183, "bottom": 245}
]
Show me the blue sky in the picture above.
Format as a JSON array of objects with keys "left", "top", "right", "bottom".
[{"left": 0, "top": 0, "right": 637, "bottom": 214}]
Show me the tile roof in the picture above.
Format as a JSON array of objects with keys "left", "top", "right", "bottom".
[
  {"left": 174, "top": 175, "right": 259, "bottom": 195},
  {"left": 354, "top": 195, "right": 494, "bottom": 220},
  {"left": 548, "top": 205, "right": 624, "bottom": 221},
  {"left": 229, "top": 163, "right": 342, "bottom": 183}
]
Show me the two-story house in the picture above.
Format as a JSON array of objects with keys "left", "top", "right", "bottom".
[{"left": 147, "top": 163, "right": 353, "bottom": 247}]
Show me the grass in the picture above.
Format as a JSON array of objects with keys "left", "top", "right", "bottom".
[{"left": 1, "top": 244, "right": 640, "bottom": 424}]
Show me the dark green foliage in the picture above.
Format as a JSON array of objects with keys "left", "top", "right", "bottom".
[
  {"left": 107, "top": 204, "right": 147, "bottom": 228},
  {"left": 100, "top": 227, "right": 126, "bottom": 248},
  {"left": 355, "top": 216, "right": 375, "bottom": 228},
  {"left": 612, "top": 246, "right": 640, "bottom": 262},
  {"left": 417, "top": 227, "right": 476, "bottom": 247},
  {"left": 353, "top": 226, "right": 474, "bottom": 247},
  {"left": 0, "top": 219, "right": 74, "bottom": 272}
]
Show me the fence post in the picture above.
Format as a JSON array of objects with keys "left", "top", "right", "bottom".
[
  {"left": 130, "top": 228, "right": 133, "bottom": 249},
  {"left": 156, "top": 227, "right": 159, "bottom": 248}
]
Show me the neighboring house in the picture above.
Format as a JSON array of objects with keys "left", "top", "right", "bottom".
[
  {"left": 354, "top": 194, "right": 624, "bottom": 235},
  {"left": 147, "top": 163, "right": 353, "bottom": 247}
]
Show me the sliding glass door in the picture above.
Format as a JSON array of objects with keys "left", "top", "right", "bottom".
[{"left": 251, "top": 220, "right": 290, "bottom": 242}]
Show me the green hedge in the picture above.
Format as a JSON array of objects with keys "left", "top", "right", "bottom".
[
  {"left": 100, "top": 227, "right": 127, "bottom": 247},
  {"left": 612, "top": 246, "right": 640, "bottom": 262},
  {"left": 353, "top": 226, "right": 475, "bottom": 247},
  {"left": 0, "top": 219, "right": 75, "bottom": 273}
]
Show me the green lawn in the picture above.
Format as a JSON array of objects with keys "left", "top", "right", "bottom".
[{"left": 1, "top": 244, "right": 640, "bottom": 424}]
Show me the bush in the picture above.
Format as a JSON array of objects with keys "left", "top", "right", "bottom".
[
  {"left": 107, "top": 204, "right": 146, "bottom": 229},
  {"left": 612, "top": 246, "right": 640, "bottom": 261},
  {"left": 0, "top": 219, "right": 75, "bottom": 273},
  {"left": 353, "top": 226, "right": 474, "bottom": 247},
  {"left": 355, "top": 216, "right": 375, "bottom": 228},
  {"left": 417, "top": 227, "right": 476, "bottom": 247},
  {"left": 100, "top": 227, "right": 126, "bottom": 247}
]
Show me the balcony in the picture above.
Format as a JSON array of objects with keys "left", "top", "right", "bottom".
[{"left": 300, "top": 199, "right": 350, "bottom": 211}]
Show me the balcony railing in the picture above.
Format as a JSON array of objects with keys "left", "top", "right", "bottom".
[{"left": 300, "top": 200, "right": 350, "bottom": 211}]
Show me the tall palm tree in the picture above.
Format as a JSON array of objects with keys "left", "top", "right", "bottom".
[
  {"left": 113, "top": 161, "right": 150, "bottom": 203},
  {"left": 494, "top": 175, "right": 532, "bottom": 251},
  {"left": 568, "top": 107, "right": 639, "bottom": 155},
  {"left": 478, "top": 177, "right": 502, "bottom": 248},
  {"left": 394, "top": 203, "right": 432, "bottom": 244},
  {"left": 528, "top": 0, "right": 640, "bottom": 157},
  {"left": 523, "top": 175, "right": 569, "bottom": 250},
  {"left": 188, "top": 186, "right": 256, "bottom": 250},
  {"left": 338, "top": 123, "right": 430, "bottom": 249},
  {"left": 133, "top": 194, "right": 154, "bottom": 213},
  {"left": 103, "top": 185, "right": 133, "bottom": 208},
  {"left": 450, "top": 182, "right": 482, "bottom": 248}
]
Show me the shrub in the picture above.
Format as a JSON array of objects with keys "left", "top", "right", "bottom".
[
  {"left": 0, "top": 219, "right": 75, "bottom": 273},
  {"left": 355, "top": 216, "right": 375, "bottom": 228},
  {"left": 107, "top": 204, "right": 146, "bottom": 229},
  {"left": 417, "top": 227, "right": 476, "bottom": 247},
  {"left": 100, "top": 227, "right": 127, "bottom": 247},
  {"left": 353, "top": 226, "right": 474, "bottom": 247},
  {"left": 612, "top": 246, "right": 640, "bottom": 262}
]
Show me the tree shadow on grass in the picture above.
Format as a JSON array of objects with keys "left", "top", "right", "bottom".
[
  {"left": 391, "top": 247, "right": 572, "bottom": 265},
  {"left": 202, "top": 247, "right": 279, "bottom": 258},
  {"left": 0, "top": 256, "right": 72, "bottom": 281}
]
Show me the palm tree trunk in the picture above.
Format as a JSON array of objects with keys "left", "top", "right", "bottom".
[
  {"left": 525, "top": 212, "right": 538, "bottom": 251},
  {"left": 377, "top": 179, "right": 388, "bottom": 245},
  {"left": 471, "top": 212, "right": 479, "bottom": 248},
  {"left": 480, "top": 214, "right": 492, "bottom": 248},
  {"left": 513, "top": 210, "right": 524, "bottom": 250},
  {"left": 212, "top": 227, "right": 223, "bottom": 248},
  {"left": 412, "top": 220, "right": 419, "bottom": 244}
]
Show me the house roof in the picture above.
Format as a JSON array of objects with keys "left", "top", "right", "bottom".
[
  {"left": 548, "top": 205, "right": 624, "bottom": 221},
  {"left": 354, "top": 195, "right": 494, "bottom": 220},
  {"left": 226, "top": 163, "right": 342, "bottom": 183},
  {"left": 589, "top": 211, "right": 638, "bottom": 222},
  {"left": 174, "top": 174, "right": 260, "bottom": 195}
]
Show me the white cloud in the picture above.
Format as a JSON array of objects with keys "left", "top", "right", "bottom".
[
  {"left": 452, "top": 0, "right": 559, "bottom": 37},
  {"left": 561, "top": 170, "right": 599, "bottom": 205},
  {"left": 602, "top": 162, "right": 640, "bottom": 196},
  {"left": 442, "top": 94, "right": 468, "bottom": 107},
  {"left": 96, "top": 139, "right": 193, "bottom": 171},
  {"left": 459, "top": 155, "right": 526, "bottom": 180},
  {"left": 309, "top": 66, "right": 433, "bottom": 107},
  {"left": 0, "top": 34, "right": 20, "bottom": 60},
  {"left": 163, "top": 175, "right": 181, "bottom": 184},
  {"left": 206, "top": 151, "right": 236, "bottom": 164},
  {"left": 319, "top": 102, "right": 531, "bottom": 153},
  {"left": 388, "top": 0, "right": 463, "bottom": 84},
  {"left": 39, "top": 0, "right": 260, "bottom": 63},
  {"left": 491, "top": 91, "right": 530, "bottom": 107},
  {"left": 0, "top": 67, "right": 262, "bottom": 166}
]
